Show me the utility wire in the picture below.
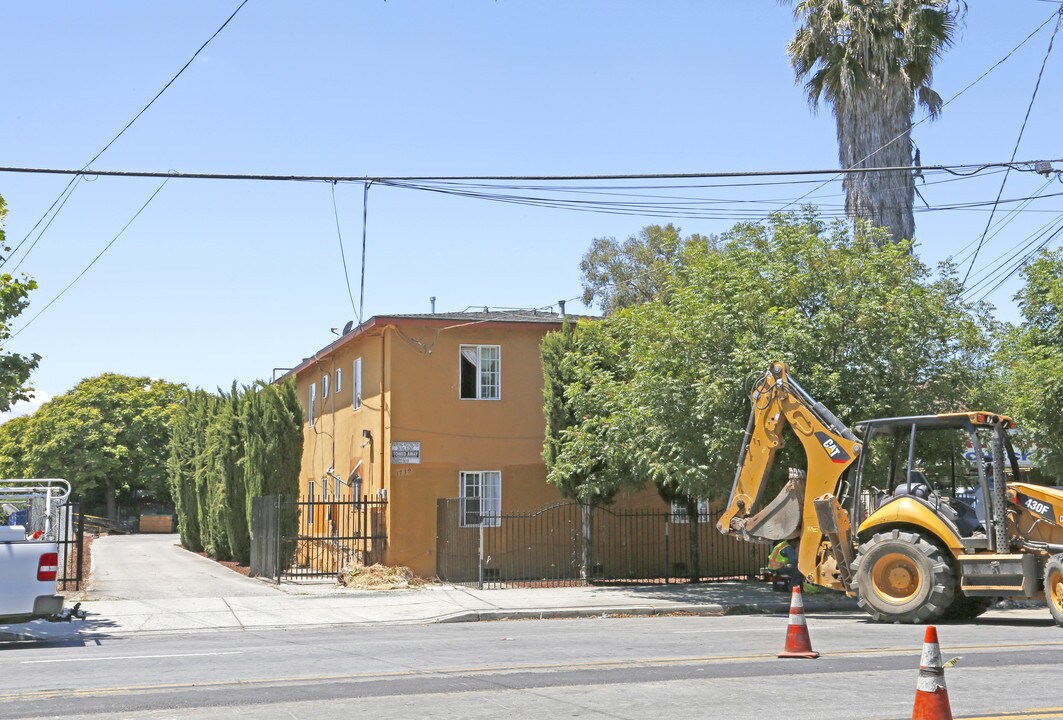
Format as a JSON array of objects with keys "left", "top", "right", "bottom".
[
  {"left": 0, "top": 0, "right": 251, "bottom": 271},
  {"left": 0, "top": 159, "right": 1052, "bottom": 183},
  {"left": 330, "top": 182, "right": 358, "bottom": 319},
  {"left": 962, "top": 6, "right": 1063, "bottom": 285},
  {"left": 10, "top": 175, "right": 84, "bottom": 273},
  {"left": 9, "top": 178, "right": 171, "bottom": 340},
  {"left": 359, "top": 182, "right": 372, "bottom": 325}
]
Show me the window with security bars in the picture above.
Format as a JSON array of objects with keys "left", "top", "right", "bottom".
[
  {"left": 460, "top": 471, "right": 501, "bottom": 527},
  {"left": 670, "top": 498, "right": 710, "bottom": 524},
  {"left": 459, "top": 345, "right": 501, "bottom": 400}
]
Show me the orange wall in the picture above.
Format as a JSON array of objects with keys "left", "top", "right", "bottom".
[{"left": 292, "top": 317, "right": 565, "bottom": 577}]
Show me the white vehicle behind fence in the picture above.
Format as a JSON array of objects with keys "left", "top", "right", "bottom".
[{"left": 1, "top": 479, "right": 85, "bottom": 624}]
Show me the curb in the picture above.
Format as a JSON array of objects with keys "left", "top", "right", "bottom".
[{"left": 433, "top": 599, "right": 860, "bottom": 623}]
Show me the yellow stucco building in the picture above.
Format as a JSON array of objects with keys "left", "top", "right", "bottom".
[{"left": 280, "top": 309, "right": 572, "bottom": 577}]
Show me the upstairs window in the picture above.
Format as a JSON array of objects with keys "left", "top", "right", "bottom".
[
  {"left": 353, "top": 357, "right": 363, "bottom": 410},
  {"left": 322, "top": 373, "right": 330, "bottom": 399},
  {"left": 335, "top": 368, "right": 343, "bottom": 394},
  {"left": 460, "top": 345, "right": 501, "bottom": 400},
  {"left": 460, "top": 470, "right": 501, "bottom": 527},
  {"left": 308, "top": 383, "right": 316, "bottom": 427}
]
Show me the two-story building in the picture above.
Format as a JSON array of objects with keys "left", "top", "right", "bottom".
[{"left": 279, "top": 309, "right": 573, "bottom": 577}]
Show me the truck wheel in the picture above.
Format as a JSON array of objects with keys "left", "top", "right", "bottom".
[
  {"left": 852, "top": 530, "right": 955, "bottom": 624},
  {"left": 941, "top": 594, "right": 993, "bottom": 620},
  {"left": 1046, "top": 555, "right": 1063, "bottom": 627}
]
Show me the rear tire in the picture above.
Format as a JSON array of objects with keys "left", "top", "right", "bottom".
[
  {"left": 852, "top": 529, "right": 955, "bottom": 624},
  {"left": 941, "top": 594, "right": 993, "bottom": 620},
  {"left": 1045, "top": 555, "right": 1063, "bottom": 628}
]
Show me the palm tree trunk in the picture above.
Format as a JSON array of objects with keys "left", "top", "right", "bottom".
[{"left": 836, "top": 75, "right": 916, "bottom": 244}]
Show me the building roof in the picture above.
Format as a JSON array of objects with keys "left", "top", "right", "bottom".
[{"left": 276, "top": 308, "right": 594, "bottom": 382}]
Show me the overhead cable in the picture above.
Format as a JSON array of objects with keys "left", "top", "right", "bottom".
[
  {"left": 0, "top": 0, "right": 252, "bottom": 271},
  {"left": 962, "top": 7, "right": 1063, "bottom": 285},
  {"left": 10, "top": 178, "right": 171, "bottom": 340}
]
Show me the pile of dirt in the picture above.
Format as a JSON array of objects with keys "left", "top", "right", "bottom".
[{"left": 339, "top": 563, "right": 430, "bottom": 590}]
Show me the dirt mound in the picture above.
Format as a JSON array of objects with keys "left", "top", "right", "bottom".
[{"left": 339, "top": 563, "right": 431, "bottom": 590}]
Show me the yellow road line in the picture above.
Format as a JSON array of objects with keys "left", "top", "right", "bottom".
[
  {"left": 955, "top": 710, "right": 1063, "bottom": 720},
  {"left": 3, "top": 641, "right": 1062, "bottom": 703}
]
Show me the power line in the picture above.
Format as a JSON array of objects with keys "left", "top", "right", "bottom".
[
  {"left": 962, "top": 6, "right": 1063, "bottom": 286},
  {"left": 10, "top": 179, "right": 171, "bottom": 340},
  {"left": 330, "top": 182, "right": 358, "bottom": 319},
  {"left": 0, "top": 159, "right": 1053, "bottom": 184},
  {"left": 0, "top": 0, "right": 252, "bottom": 271}
]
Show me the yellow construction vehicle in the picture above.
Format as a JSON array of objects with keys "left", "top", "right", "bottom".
[{"left": 717, "top": 361, "right": 1063, "bottom": 625}]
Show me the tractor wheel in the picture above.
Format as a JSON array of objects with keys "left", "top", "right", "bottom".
[
  {"left": 941, "top": 594, "right": 994, "bottom": 621},
  {"left": 1045, "top": 555, "right": 1063, "bottom": 628},
  {"left": 852, "top": 529, "right": 956, "bottom": 624}
]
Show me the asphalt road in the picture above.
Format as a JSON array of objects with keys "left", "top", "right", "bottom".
[{"left": 2, "top": 610, "right": 1061, "bottom": 719}]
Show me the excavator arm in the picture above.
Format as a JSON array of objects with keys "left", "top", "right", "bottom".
[{"left": 717, "top": 362, "right": 862, "bottom": 589}]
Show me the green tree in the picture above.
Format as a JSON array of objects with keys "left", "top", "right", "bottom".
[
  {"left": 0, "top": 195, "right": 41, "bottom": 411},
  {"left": 998, "top": 249, "right": 1063, "bottom": 478},
  {"left": 0, "top": 414, "right": 32, "bottom": 477},
  {"left": 579, "top": 224, "right": 715, "bottom": 314},
  {"left": 541, "top": 322, "right": 628, "bottom": 579},
  {"left": 784, "top": 0, "right": 965, "bottom": 243},
  {"left": 558, "top": 211, "right": 992, "bottom": 580},
  {"left": 20, "top": 374, "right": 185, "bottom": 521}
]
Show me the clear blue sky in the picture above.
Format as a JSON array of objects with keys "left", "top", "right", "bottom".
[{"left": 1, "top": 1, "right": 1060, "bottom": 410}]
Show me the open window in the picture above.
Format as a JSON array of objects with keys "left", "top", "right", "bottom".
[{"left": 460, "top": 345, "right": 500, "bottom": 400}]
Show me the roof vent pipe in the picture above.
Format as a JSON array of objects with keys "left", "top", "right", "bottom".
[
  {"left": 559, "top": 299, "right": 566, "bottom": 322},
  {"left": 430, "top": 296, "right": 436, "bottom": 314}
]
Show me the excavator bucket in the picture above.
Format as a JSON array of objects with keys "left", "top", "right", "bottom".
[{"left": 731, "top": 469, "right": 805, "bottom": 543}]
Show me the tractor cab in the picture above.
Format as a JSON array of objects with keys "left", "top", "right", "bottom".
[{"left": 849, "top": 412, "right": 1020, "bottom": 551}]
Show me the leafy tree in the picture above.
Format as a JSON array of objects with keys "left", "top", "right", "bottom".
[
  {"left": 997, "top": 249, "right": 1063, "bottom": 478},
  {"left": 580, "top": 224, "right": 715, "bottom": 314},
  {"left": 556, "top": 210, "right": 992, "bottom": 580},
  {"left": 541, "top": 322, "right": 629, "bottom": 579},
  {"left": 0, "top": 195, "right": 41, "bottom": 411},
  {"left": 19, "top": 374, "right": 185, "bottom": 521},
  {"left": 783, "top": 0, "right": 965, "bottom": 243},
  {"left": 168, "top": 389, "right": 214, "bottom": 551},
  {"left": 0, "top": 415, "right": 32, "bottom": 477}
]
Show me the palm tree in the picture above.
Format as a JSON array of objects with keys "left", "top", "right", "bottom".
[{"left": 784, "top": 0, "right": 965, "bottom": 243}]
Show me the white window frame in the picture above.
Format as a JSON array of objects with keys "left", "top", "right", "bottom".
[
  {"left": 308, "top": 383, "right": 316, "bottom": 427},
  {"left": 670, "top": 498, "right": 710, "bottom": 524},
  {"left": 336, "top": 368, "right": 343, "bottom": 394},
  {"left": 307, "top": 481, "right": 316, "bottom": 524},
  {"left": 322, "top": 373, "right": 330, "bottom": 399},
  {"left": 460, "top": 470, "right": 502, "bottom": 527},
  {"left": 353, "top": 357, "right": 363, "bottom": 410},
  {"left": 459, "top": 344, "right": 501, "bottom": 400}
]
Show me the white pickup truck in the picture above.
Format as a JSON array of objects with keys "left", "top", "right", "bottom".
[{"left": 0, "top": 480, "right": 83, "bottom": 624}]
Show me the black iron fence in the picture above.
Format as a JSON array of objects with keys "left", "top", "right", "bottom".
[
  {"left": 436, "top": 499, "right": 769, "bottom": 588},
  {"left": 56, "top": 501, "right": 85, "bottom": 591},
  {"left": 250, "top": 495, "right": 388, "bottom": 581}
]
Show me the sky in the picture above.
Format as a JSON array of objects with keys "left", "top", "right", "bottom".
[{"left": 1, "top": 1, "right": 1061, "bottom": 413}]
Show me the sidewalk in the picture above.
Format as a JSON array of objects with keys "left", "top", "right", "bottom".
[{"left": 1, "top": 580, "right": 859, "bottom": 640}]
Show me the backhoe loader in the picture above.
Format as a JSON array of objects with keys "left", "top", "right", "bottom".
[{"left": 717, "top": 362, "right": 1063, "bottom": 625}]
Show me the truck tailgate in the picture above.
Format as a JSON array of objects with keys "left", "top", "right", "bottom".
[{"left": 0, "top": 538, "right": 61, "bottom": 618}]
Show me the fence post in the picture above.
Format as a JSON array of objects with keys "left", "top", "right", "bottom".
[
  {"left": 478, "top": 522, "right": 484, "bottom": 590},
  {"left": 274, "top": 495, "right": 283, "bottom": 584},
  {"left": 76, "top": 499, "right": 85, "bottom": 591},
  {"left": 664, "top": 518, "right": 670, "bottom": 585}
]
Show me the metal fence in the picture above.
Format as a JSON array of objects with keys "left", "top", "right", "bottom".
[
  {"left": 250, "top": 495, "right": 388, "bottom": 581},
  {"left": 1, "top": 482, "right": 84, "bottom": 591},
  {"left": 436, "top": 499, "right": 769, "bottom": 588}
]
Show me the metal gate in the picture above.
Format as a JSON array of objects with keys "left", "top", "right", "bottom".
[
  {"left": 1, "top": 480, "right": 85, "bottom": 591},
  {"left": 251, "top": 495, "right": 387, "bottom": 581}
]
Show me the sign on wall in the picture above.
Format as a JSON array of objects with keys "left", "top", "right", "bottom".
[{"left": 391, "top": 441, "right": 421, "bottom": 464}]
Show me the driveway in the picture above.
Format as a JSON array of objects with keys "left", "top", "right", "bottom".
[{"left": 90, "top": 534, "right": 280, "bottom": 600}]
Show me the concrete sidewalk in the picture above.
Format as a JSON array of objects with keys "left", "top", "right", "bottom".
[{"left": 1, "top": 580, "right": 859, "bottom": 640}]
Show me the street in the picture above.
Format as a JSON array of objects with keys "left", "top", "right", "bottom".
[{"left": 2, "top": 610, "right": 1060, "bottom": 720}]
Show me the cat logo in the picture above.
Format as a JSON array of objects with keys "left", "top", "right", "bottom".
[{"left": 815, "top": 432, "right": 851, "bottom": 464}]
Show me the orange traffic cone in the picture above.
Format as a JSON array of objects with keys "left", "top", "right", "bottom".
[
  {"left": 778, "top": 585, "right": 819, "bottom": 659},
  {"left": 912, "top": 626, "right": 953, "bottom": 720}
]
